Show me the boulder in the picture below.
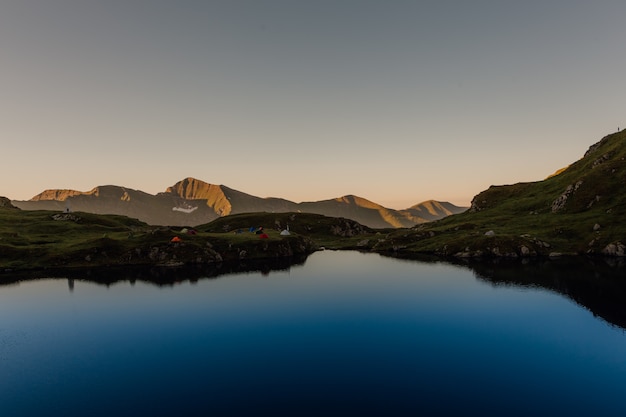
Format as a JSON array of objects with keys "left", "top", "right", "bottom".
[{"left": 602, "top": 242, "right": 626, "bottom": 257}]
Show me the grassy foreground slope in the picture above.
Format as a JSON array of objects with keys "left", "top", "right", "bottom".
[{"left": 373, "top": 130, "right": 626, "bottom": 258}]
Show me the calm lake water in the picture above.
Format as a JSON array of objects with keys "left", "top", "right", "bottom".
[{"left": 1, "top": 251, "right": 625, "bottom": 416}]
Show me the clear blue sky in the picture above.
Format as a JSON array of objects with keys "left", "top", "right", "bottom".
[{"left": 2, "top": 0, "right": 624, "bottom": 208}]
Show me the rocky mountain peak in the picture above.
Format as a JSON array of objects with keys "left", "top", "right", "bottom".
[
  {"left": 31, "top": 189, "right": 83, "bottom": 201},
  {"left": 165, "top": 177, "right": 233, "bottom": 216},
  {"left": 165, "top": 177, "right": 222, "bottom": 200}
]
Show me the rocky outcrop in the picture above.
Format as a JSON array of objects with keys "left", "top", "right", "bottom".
[
  {"left": 0, "top": 196, "right": 19, "bottom": 209},
  {"left": 551, "top": 181, "right": 583, "bottom": 213},
  {"left": 467, "top": 183, "right": 535, "bottom": 213},
  {"left": 51, "top": 213, "right": 81, "bottom": 222},
  {"left": 592, "top": 152, "right": 613, "bottom": 168},
  {"left": 469, "top": 197, "right": 485, "bottom": 213},
  {"left": 329, "top": 219, "right": 369, "bottom": 237},
  {"left": 602, "top": 242, "right": 626, "bottom": 257}
]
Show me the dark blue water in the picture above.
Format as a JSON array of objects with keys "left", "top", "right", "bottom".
[{"left": 1, "top": 251, "right": 625, "bottom": 416}]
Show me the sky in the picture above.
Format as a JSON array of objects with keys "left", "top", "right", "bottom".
[{"left": 1, "top": 0, "right": 624, "bottom": 208}]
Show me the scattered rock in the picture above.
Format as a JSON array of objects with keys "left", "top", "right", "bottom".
[
  {"left": 592, "top": 152, "right": 612, "bottom": 168},
  {"left": 587, "top": 195, "right": 601, "bottom": 209},
  {"left": 485, "top": 230, "right": 495, "bottom": 237},
  {"left": 51, "top": 213, "right": 81, "bottom": 222},
  {"left": 593, "top": 223, "right": 601, "bottom": 231},
  {"left": 551, "top": 181, "right": 583, "bottom": 213},
  {"left": 602, "top": 242, "right": 626, "bottom": 257}
]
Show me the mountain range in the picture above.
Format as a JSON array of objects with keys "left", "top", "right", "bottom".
[{"left": 11, "top": 177, "right": 467, "bottom": 228}]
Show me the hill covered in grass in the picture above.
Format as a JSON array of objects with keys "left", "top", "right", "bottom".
[
  {"left": 0, "top": 207, "right": 328, "bottom": 271},
  {"left": 1, "top": 202, "right": 384, "bottom": 271},
  {"left": 371, "top": 130, "right": 626, "bottom": 258}
]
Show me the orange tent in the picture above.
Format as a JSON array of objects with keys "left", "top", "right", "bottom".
[{"left": 171, "top": 236, "right": 182, "bottom": 242}]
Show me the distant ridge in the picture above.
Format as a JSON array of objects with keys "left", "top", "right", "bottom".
[
  {"left": 403, "top": 200, "right": 466, "bottom": 222},
  {"left": 12, "top": 177, "right": 467, "bottom": 228}
]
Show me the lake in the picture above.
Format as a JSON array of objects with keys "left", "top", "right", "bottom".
[{"left": 1, "top": 251, "right": 625, "bottom": 416}]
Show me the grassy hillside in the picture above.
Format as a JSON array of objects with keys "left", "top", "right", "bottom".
[
  {"left": 198, "top": 211, "right": 377, "bottom": 248},
  {"left": 0, "top": 208, "right": 146, "bottom": 269},
  {"left": 372, "top": 130, "right": 626, "bottom": 258},
  {"left": 0, "top": 205, "right": 380, "bottom": 271},
  {"left": 0, "top": 207, "right": 319, "bottom": 271}
]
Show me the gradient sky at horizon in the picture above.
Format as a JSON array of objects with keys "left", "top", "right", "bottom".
[{"left": 2, "top": 0, "right": 624, "bottom": 208}]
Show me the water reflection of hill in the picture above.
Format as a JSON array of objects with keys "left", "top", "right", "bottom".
[
  {"left": 0, "top": 255, "right": 309, "bottom": 288},
  {"left": 3, "top": 252, "right": 626, "bottom": 331},
  {"left": 463, "top": 257, "right": 626, "bottom": 330},
  {"left": 378, "top": 253, "right": 626, "bottom": 330}
]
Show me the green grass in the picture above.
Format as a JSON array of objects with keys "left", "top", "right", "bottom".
[
  {"left": 376, "top": 130, "right": 626, "bottom": 257},
  {"left": 198, "top": 211, "right": 378, "bottom": 248},
  {"left": 0, "top": 209, "right": 148, "bottom": 268},
  {"left": 0, "top": 209, "right": 320, "bottom": 270}
]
